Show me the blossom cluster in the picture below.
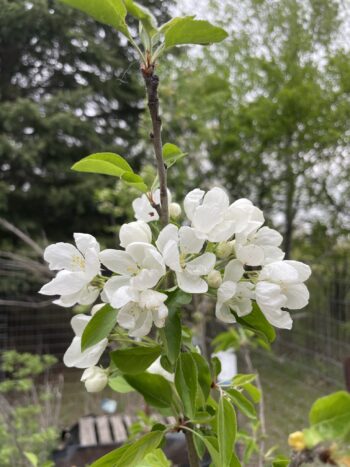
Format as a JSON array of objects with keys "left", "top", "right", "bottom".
[{"left": 40, "top": 187, "right": 310, "bottom": 390}]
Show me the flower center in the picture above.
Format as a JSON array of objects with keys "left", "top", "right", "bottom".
[{"left": 71, "top": 255, "right": 85, "bottom": 270}]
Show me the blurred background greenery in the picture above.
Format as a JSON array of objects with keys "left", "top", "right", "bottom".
[{"left": 1, "top": 0, "right": 350, "bottom": 464}]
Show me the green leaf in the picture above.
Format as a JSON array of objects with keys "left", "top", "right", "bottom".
[
  {"left": 91, "top": 430, "right": 164, "bottom": 467},
  {"left": 108, "top": 375, "right": 134, "bottom": 393},
  {"left": 162, "top": 143, "right": 187, "bottom": 168},
  {"left": 211, "top": 356, "right": 222, "bottom": 380},
  {"left": 217, "top": 396, "right": 237, "bottom": 467},
  {"left": 236, "top": 302, "right": 276, "bottom": 343},
  {"left": 24, "top": 453, "right": 38, "bottom": 467},
  {"left": 121, "top": 172, "right": 148, "bottom": 192},
  {"left": 202, "top": 435, "right": 222, "bottom": 467},
  {"left": 162, "top": 309, "right": 181, "bottom": 365},
  {"left": 81, "top": 304, "right": 116, "bottom": 351},
  {"left": 232, "top": 374, "right": 256, "bottom": 387},
  {"left": 72, "top": 152, "right": 133, "bottom": 177},
  {"left": 226, "top": 389, "right": 257, "bottom": 419},
  {"left": 242, "top": 383, "right": 261, "bottom": 404},
  {"left": 163, "top": 17, "right": 228, "bottom": 49},
  {"left": 272, "top": 457, "right": 289, "bottom": 467},
  {"left": 175, "top": 353, "right": 198, "bottom": 418},
  {"left": 192, "top": 352, "right": 212, "bottom": 402},
  {"left": 303, "top": 391, "right": 350, "bottom": 448},
  {"left": 124, "top": 0, "right": 157, "bottom": 35},
  {"left": 60, "top": 0, "right": 130, "bottom": 37},
  {"left": 110, "top": 345, "right": 162, "bottom": 374},
  {"left": 309, "top": 391, "right": 350, "bottom": 425},
  {"left": 124, "top": 373, "right": 173, "bottom": 408},
  {"left": 136, "top": 449, "right": 170, "bottom": 467}
]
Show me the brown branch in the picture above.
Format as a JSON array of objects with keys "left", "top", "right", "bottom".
[
  {"left": 142, "top": 69, "right": 169, "bottom": 226},
  {"left": 0, "top": 217, "right": 44, "bottom": 256}
]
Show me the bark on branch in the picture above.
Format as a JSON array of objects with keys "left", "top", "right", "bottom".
[{"left": 142, "top": 70, "right": 169, "bottom": 226}]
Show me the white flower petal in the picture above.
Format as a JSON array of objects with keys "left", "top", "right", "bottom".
[
  {"left": 185, "top": 252, "right": 216, "bottom": 276},
  {"left": 156, "top": 224, "right": 179, "bottom": 254},
  {"left": 153, "top": 188, "right": 172, "bottom": 205},
  {"left": 111, "top": 286, "right": 139, "bottom": 308},
  {"left": 119, "top": 221, "right": 152, "bottom": 248},
  {"left": 147, "top": 357, "right": 174, "bottom": 382},
  {"left": 130, "top": 269, "right": 163, "bottom": 290},
  {"left": 203, "top": 187, "right": 229, "bottom": 210},
  {"left": 84, "top": 247, "right": 101, "bottom": 279},
  {"left": 207, "top": 220, "right": 236, "bottom": 242},
  {"left": 236, "top": 244, "right": 265, "bottom": 266},
  {"left": 153, "top": 304, "right": 168, "bottom": 327},
  {"left": 283, "top": 260, "right": 311, "bottom": 282},
  {"left": 39, "top": 270, "right": 87, "bottom": 296},
  {"left": 223, "top": 259, "right": 244, "bottom": 283},
  {"left": 132, "top": 195, "right": 159, "bottom": 222},
  {"left": 76, "top": 286, "right": 100, "bottom": 305},
  {"left": 63, "top": 336, "right": 108, "bottom": 368},
  {"left": 43, "top": 243, "right": 82, "bottom": 271},
  {"left": 255, "top": 281, "right": 287, "bottom": 311},
  {"left": 71, "top": 314, "right": 91, "bottom": 337},
  {"left": 284, "top": 283, "right": 309, "bottom": 309},
  {"left": 230, "top": 297, "right": 252, "bottom": 317},
  {"left": 259, "top": 261, "right": 299, "bottom": 284},
  {"left": 176, "top": 271, "right": 208, "bottom": 294},
  {"left": 162, "top": 240, "right": 182, "bottom": 272},
  {"left": 193, "top": 205, "right": 223, "bottom": 234},
  {"left": 179, "top": 226, "right": 205, "bottom": 254},
  {"left": 53, "top": 292, "right": 82, "bottom": 308},
  {"left": 129, "top": 310, "right": 153, "bottom": 337},
  {"left": 263, "top": 246, "right": 285, "bottom": 264},
  {"left": 261, "top": 307, "right": 293, "bottom": 330},
  {"left": 103, "top": 276, "right": 131, "bottom": 303},
  {"left": 99, "top": 249, "right": 136, "bottom": 275},
  {"left": 117, "top": 303, "right": 137, "bottom": 330},
  {"left": 254, "top": 227, "right": 283, "bottom": 247},
  {"left": 184, "top": 188, "right": 205, "bottom": 221},
  {"left": 215, "top": 303, "right": 236, "bottom": 323},
  {"left": 74, "top": 233, "right": 100, "bottom": 256},
  {"left": 218, "top": 281, "right": 237, "bottom": 303},
  {"left": 139, "top": 289, "right": 167, "bottom": 309}
]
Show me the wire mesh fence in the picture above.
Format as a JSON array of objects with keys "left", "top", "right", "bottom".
[{"left": 0, "top": 266, "right": 349, "bottom": 454}]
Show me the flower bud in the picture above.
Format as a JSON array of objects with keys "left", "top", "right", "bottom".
[
  {"left": 81, "top": 366, "right": 108, "bottom": 393},
  {"left": 206, "top": 270, "right": 222, "bottom": 288},
  {"left": 288, "top": 431, "right": 306, "bottom": 452},
  {"left": 169, "top": 202, "right": 182, "bottom": 219},
  {"left": 216, "top": 240, "right": 235, "bottom": 259}
]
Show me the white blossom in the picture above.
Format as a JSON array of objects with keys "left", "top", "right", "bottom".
[
  {"left": 100, "top": 242, "right": 165, "bottom": 293},
  {"left": 215, "top": 260, "right": 254, "bottom": 323},
  {"left": 81, "top": 366, "right": 108, "bottom": 392},
  {"left": 63, "top": 314, "right": 108, "bottom": 368},
  {"left": 235, "top": 226, "right": 284, "bottom": 267},
  {"left": 109, "top": 286, "right": 168, "bottom": 337},
  {"left": 184, "top": 188, "right": 264, "bottom": 243},
  {"left": 156, "top": 224, "right": 215, "bottom": 293},
  {"left": 39, "top": 233, "right": 100, "bottom": 307},
  {"left": 255, "top": 260, "right": 311, "bottom": 329},
  {"left": 119, "top": 221, "right": 152, "bottom": 248},
  {"left": 132, "top": 189, "right": 172, "bottom": 223}
]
